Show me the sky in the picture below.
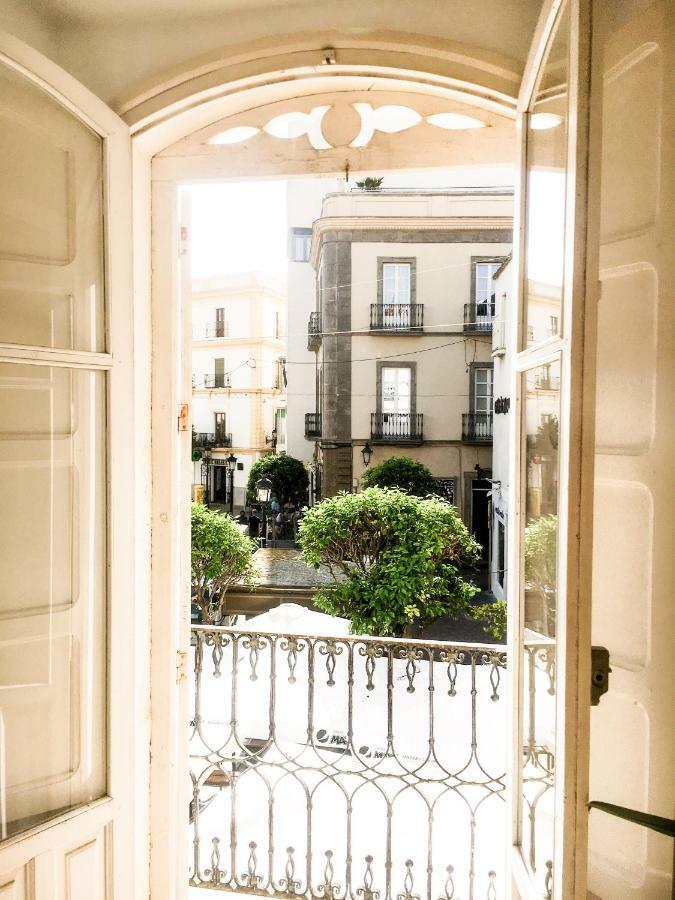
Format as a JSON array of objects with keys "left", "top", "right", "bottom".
[
  {"left": 187, "top": 181, "right": 288, "bottom": 281},
  {"left": 185, "top": 168, "right": 564, "bottom": 289}
]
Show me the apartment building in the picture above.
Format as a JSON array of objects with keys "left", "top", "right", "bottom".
[
  {"left": 305, "top": 188, "right": 512, "bottom": 552},
  {"left": 191, "top": 272, "right": 287, "bottom": 507}
]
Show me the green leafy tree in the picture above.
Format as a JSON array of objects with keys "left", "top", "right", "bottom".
[
  {"left": 469, "top": 599, "right": 507, "bottom": 640},
  {"left": 191, "top": 503, "right": 258, "bottom": 624},
  {"left": 298, "top": 487, "right": 480, "bottom": 636},
  {"left": 361, "top": 456, "right": 436, "bottom": 496},
  {"left": 524, "top": 513, "right": 558, "bottom": 636},
  {"left": 246, "top": 454, "right": 309, "bottom": 506}
]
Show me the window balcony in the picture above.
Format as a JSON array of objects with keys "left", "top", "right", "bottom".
[
  {"left": 371, "top": 412, "right": 423, "bottom": 443},
  {"left": 201, "top": 321, "right": 229, "bottom": 340},
  {"left": 192, "top": 431, "right": 232, "bottom": 450},
  {"left": 370, "top": 303, "right": 423, "bottom": 331},
  {"left": 307, "top": 311, "right": 322, "bottom": 351},
  {"left": 462, "top": 412, "right": 493, "bottom": 443},
  {"left": 464, "top": 302, "right": 495, "bottom": 333},
  {"left": 192, "top": 373, "right": 232, "bottom": 389},
  {"left": 189, "top": 625, "right": 509, "bottom": 896},
  {"left": 305, "top": 412, "right": 322, "bottom": 439}
]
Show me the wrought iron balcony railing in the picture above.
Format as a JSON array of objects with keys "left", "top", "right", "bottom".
[
  {"left": 371, "top": 412, "right": 423, "bottom": 442},
  {"left": 193, "top": 373, "right": 232, "bottom": 389},
  {"left": 464, "top": 303, "right": 495, "bottom": 333},
  {"left": 202, "top": 321, "right": 229, "bottom": 340},
  {"left": 192, "top": 431, "right": 232, "bottom": 449},
  {"left": 462, "top": 412, "right": 493, "bottom": 443},
  {"left": 307, "top": 312, "right": 322, "bottom": 351},
  {"left": 370, "top": 303, "right": 423, "bottom": 331},
  {"left": 305, "top": 412, "right": 322, "bottom": 439},
  {"left": 189, "top": 626, "right": 508, "bottom": 899}
]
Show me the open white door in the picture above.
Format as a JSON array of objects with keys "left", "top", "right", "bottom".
[
  {"left": 0, "top": 34, "right": 141, "bottom": 899},
  {"left": 506, "top": 1, "right": 594, "bottom": 897}
]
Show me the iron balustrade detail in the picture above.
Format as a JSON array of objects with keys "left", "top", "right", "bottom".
[
  {"left": 193, "top": 432, "right": 233, "bottom": 449},
  {"left": 464, "top": 304, "right": 495, "bottom": 333},
  {"left": 308, "top": 312, "right": 322, "bottom": 351},
  {"left": 305, "top": 413, "right": 322, "bottom": 439},
  {"left": 371, "top": 413, "right": 423, "bottom": 443},
  {"left": 203, "top": 321, "right": 230, "bottom": 340},
  {"left": 193, "top": 374, "right": 233, "bottom": 389},
  {"left": 189, "top": 626, "right": 508, "bottom": 899},
  {"left": 370, "top": 304, "right": 423, "bottom": 331},
  {"left": 462, "top": 413, "right": 493, "bottom": 443}
]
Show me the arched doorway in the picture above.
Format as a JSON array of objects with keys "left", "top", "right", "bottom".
[{"left": 135, "top": 56, "right": 518, "bottom": 900}]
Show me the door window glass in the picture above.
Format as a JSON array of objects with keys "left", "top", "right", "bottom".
[
  {"left": 382, "top": 263, "right": 411, "bottom": 304},
  {"left": 474, "top": 261, "right": 500, "bottom": 311},
  {"left": 473, "top": 367, "right": 494, "bottom": 414},
  {"left": 523, "top": 5, "right": 570, "bottom": 348},
  {"left": 381, "top": 366, "right": 411, "bottom": 414},
  {"left": 519, "top": 359, "right": 561, "bottom": 891}
]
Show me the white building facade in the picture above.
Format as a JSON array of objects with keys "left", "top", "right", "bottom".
[{"left": 191, "top": 273, "right": 287, "bottom": 507}]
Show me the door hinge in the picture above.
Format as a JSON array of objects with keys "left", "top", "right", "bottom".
[
  {"left": 590, "top": 646, "right": 611, "bottom": 705},
  {"left": 178, "top": 403, "right": 189, "bottom": 432},
  {"left": 176, "top": 649, "right": 189, "bottom": 683}
]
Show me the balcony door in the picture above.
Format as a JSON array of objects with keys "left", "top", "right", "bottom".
[
  {"left": 0, "top": 34, "right": 139, "bottom": 899},
  {"left": 507, "top": 1, "right": 595, "bottom": 896},
  {"left": 381, "top": 262, "right": 411, "bottom": 328},
  {"left": 214, "top": 412, "right": 227, "bottom": 445}
]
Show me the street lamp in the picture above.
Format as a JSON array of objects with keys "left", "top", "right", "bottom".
[
  {"left": 255, "top": 476, "right": 273, "bottom": 546},
  {"left": 361, "top": 442, "right": 373, "bottom": 468},
  {"left": 225, "top": 452, "right": 237, "bottom": 515}
]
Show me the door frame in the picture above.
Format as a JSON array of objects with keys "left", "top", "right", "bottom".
[
  {"left": 130, "top": 45, "right": 521, "bottom": 900},
  {"left": 505, "top": 0, "right": 597, "bottom": 897},
  {"left": 0, "top": 31, "right": 147, "bottom": 899}
]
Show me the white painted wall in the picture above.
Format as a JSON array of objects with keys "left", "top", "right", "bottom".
[
  {"left": 191, "top": 273, "right": 286, "bottom": 501},
  {"left": 490, "top": 261, "right": 512, "bottom": 599}
]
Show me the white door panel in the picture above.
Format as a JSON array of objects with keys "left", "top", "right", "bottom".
[
  {"left": 587, "top": 2, "right": 674, "bottom": 896},
  {"left": 0, "top": 34, "right": 138, "bottom": 900}
]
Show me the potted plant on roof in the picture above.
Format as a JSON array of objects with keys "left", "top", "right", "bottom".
[{"left": 355, "top": 176, "right": 384, "bottom": 191}]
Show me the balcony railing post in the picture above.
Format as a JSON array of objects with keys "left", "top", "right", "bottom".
[
  {"left": 370, "top": 412, "right": 423, "bottom": 442},
  {"left": 461, "top": 412, "right": 493, "bottom": 442},
  {"left": 464, "top": 303, "right": 495, "bottom": 333},
  {"left": 369, "top": 304, "right": 423, "bottom": 331},
  {"left": 305, "top": 412, "right": 322, "bottom": 438}
]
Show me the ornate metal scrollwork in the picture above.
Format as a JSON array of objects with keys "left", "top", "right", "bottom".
[
  {"left": 397, "top": 859, "right": 421, "bottom": 900},
  {"left": 189, "top": 627, "right": 508, "bottom": 897},
  {"left": 318, "top": 640, "right": 344, "bottom": 687}
]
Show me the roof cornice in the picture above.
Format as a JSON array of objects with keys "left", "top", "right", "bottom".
[{"left": 310, "top": 216, "right": 513, "bottom": 268}]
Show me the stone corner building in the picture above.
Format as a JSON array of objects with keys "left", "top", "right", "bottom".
[{"left": 307, "top": 188, "right": 512, "bottom": 551}]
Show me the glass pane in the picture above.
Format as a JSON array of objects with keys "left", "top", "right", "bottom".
[
  {"left": 0, "top": 363, "right": 107, "bottom": 838},
  {"left": 0, "top": 66, "right": 105, "bottom": 352},
  {"left": 523, "top": 5, "right": 569, "bottom": 348},
  {"left": 519, "top": 360, "right": 561, "bottom": 891}
]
